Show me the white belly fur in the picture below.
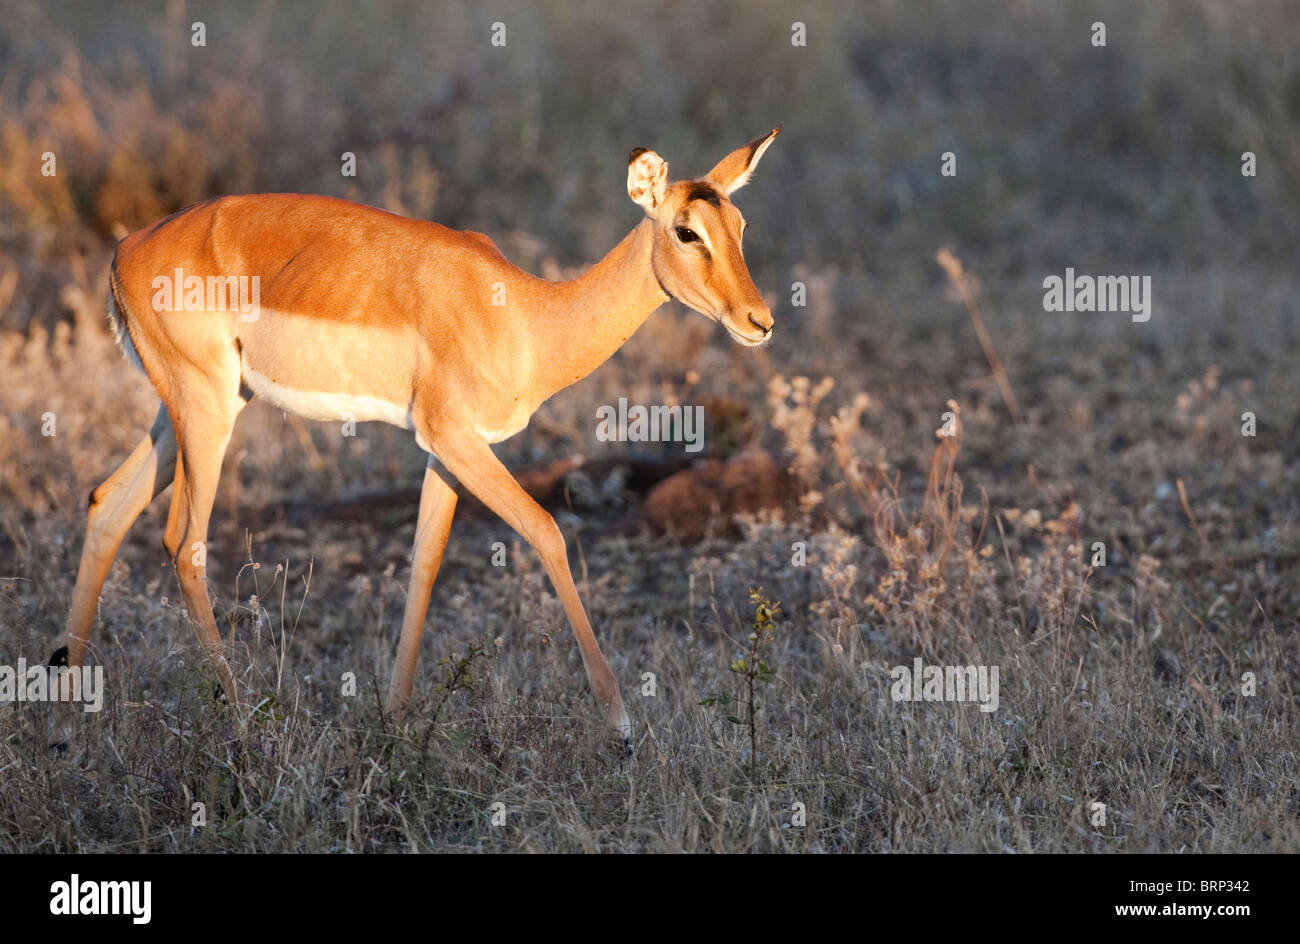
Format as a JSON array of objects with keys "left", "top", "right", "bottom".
[{"left": 240, "top": 360, "right": 414, "bottom": 429}]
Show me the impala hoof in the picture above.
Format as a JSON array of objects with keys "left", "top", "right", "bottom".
[
  {"left": 213, "top": 686, "right": 227, "bottom": 703},
  {"left": 48, "top": 647, "right": 73, "bottom": 754}
]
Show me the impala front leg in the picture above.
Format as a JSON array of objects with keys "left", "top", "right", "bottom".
[
  {"left": 430, "top": 432, "right": 631, "bottom": 744},
  {"left": 387, "top": 455, "right": 458, "bottom": 716}
]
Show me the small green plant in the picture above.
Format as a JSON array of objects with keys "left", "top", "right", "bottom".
[
  {"left": 701, "top": 588, "right": 781, "bottom": 769},
  {"left": 430, "top": 639, "right": 496, "bottom": 725}
]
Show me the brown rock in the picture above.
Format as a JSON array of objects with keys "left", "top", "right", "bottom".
[{"left": 641, "top": 450, "right": 798, "bottom": 540}]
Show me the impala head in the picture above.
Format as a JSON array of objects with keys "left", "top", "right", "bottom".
[{"left": 627, "top": 125, "right": 781, "bottom": 347}]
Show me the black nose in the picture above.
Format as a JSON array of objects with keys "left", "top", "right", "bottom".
[{"left": 748, "top": 313, "right": 773, "bottom": 335}]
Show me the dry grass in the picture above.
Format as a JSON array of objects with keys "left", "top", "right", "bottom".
[{"left": 0, "top": 0, "right": 1298, "bottom": 852}]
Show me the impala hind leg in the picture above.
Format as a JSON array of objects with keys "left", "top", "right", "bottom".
[
  {"left": 53, "top": 405, "right": 177, "bottom": 745},
  {"left": 61, "top": 405, "right": 177, "bottom": 668},
  {"left": 431, "top": 433, "right": 631, "bottom": 744},
  {"left": 163, "top": 399, "right": 244, "bottom": 707},
  {"left": 387, "top": 455, "right": 458, "bottom": 715}
]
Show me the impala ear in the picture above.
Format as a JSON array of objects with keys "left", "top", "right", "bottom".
[
  {"left": 627, "top": 147, "right": 668, "bottom": 212},
  {"left": 705, "top": 124, "right": 782, "bottom": 196}
]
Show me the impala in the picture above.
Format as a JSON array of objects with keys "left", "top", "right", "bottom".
[{"left": 54, "top": 126, "right": 781, "bottom": 746}]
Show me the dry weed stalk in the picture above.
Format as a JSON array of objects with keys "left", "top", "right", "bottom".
[{"left": 935, "top": 247, "right": 1022, "bottom": 425}]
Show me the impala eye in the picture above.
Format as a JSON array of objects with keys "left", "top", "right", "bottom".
[{"left": 675, "top": 226, "right": 700, "bottom": 243}]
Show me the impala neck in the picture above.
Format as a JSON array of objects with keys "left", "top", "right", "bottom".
[{"left": 530, "top": 219, "right": 668, "bottom": 400}]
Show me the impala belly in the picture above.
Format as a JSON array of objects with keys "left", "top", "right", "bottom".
[
  {"left": 236, "top": 312, "right": 415, "bottom": 429},
  {"left": 240, "top": 361, "right": 414, "bottom": 427}
]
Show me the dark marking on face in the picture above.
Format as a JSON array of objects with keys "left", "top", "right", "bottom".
[
  {"left": 628, "top": 147, "right": 649, "bottom": 164},
  {"left": 685, "top": 182, "right": 722, "bottom": 207}
]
